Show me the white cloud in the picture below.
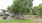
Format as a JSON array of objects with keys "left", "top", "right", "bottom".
[
  {"left": 0, "top": 0, "right": 13, "bottom": 10},
  {"left": 33, "top": 0, "right": 42, "bottom": 6}
]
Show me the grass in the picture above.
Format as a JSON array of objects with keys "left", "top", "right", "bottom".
[{"left": 0, "top": 18, "right": 36, "bottom": 23}]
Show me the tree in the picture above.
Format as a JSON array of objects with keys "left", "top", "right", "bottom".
[
  {"left": 34, "top": 3, "right": 42, "bottom": 17},
  {"left": 31, "top": 8, "right": 37, "bottom": 15},
  {"left": 7, "top": 0, "right": 33, "bottom": 18}
]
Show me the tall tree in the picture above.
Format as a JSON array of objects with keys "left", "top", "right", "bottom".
[
  {"left": 34, "top": 3, "right": 42, "bottom": 17},
  {"left": 7, "top": 0, "right": 33, "bottom": 18}
]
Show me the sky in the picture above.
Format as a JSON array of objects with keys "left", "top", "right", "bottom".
[
  {"left": 0, "top": 0, "right": 42, "bottom": 12},
  {"left": 33, "top": 0, "right": 42, "bottom": 6},
  {"left": 0, "top": 0, "right": 13, "bottom": 10}
]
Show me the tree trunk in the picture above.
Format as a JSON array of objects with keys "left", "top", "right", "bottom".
[
  {"left": 14, "top": 14, "right": 16, "bottom": 18},
  {"left": 14, "top": 10, "right": 16, "bottom": 18}
]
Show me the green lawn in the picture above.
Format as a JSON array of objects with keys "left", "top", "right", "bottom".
[{"left": 0, "top": 18, "right": 36, "bottom": 23}]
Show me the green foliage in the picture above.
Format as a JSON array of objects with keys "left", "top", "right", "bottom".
[
  {"left": 35, "top": 3, "right": 42, "bottom": 11},
  {"left": 34, "top": 3, "right": 42, "bottom": 16},
  {"left": 32, "top": 8, "right": 37, "bottom": 15},
  {"left": 7, "top": 0, "right": 33, "bottom": 15}
]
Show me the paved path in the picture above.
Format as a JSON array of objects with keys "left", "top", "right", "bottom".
[
  {"left": 27, "top": 18, "right": 42, "bottom": 23},
  {"left": 37, "top": 19, "right": 42, "bottom": 23},
  {"left": 34, "top": 18, "right": 42, "bottom": 23}
]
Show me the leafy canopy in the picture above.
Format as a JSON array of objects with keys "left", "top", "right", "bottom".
[{"left": 7, "top": 0, "right": 33, "bottom": 14}]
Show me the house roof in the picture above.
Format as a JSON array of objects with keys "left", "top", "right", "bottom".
[{"left": 1, "top": 9, "right": 14, "bottom": 13}]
